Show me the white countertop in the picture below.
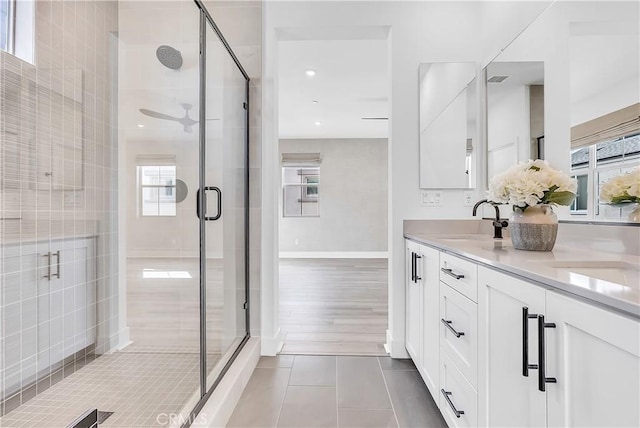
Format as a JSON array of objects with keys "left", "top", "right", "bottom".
[
  {"left": 0, "top": 220, "right": 100, "bottom": 246},
  {"left": 405, "top": 232, "right": 640, "bottom": 319}
]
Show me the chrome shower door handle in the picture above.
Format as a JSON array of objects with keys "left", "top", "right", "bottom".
[{"left": 197, "top": 186, "right": 222, "bottom": 221}]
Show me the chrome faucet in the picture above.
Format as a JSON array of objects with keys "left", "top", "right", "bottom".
[{"left": 472, "top": 199, "right": 509, "bottom": 239}]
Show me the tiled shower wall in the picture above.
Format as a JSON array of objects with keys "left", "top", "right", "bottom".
[{"left": 0, "top": 0, "right": 119, "bottom": 414}]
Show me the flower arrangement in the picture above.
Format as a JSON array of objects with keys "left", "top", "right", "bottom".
[
  {"left": 488, "top": 159, "right": 577, "bottom": 211},
  {"left": 600, "top": 167, "right": 640, "bottom": 204}
]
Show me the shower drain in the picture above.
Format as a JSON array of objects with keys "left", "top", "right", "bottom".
[
  {"left": 97, "top": 411, "right": 114, "bottom": 424},
  {"left": 67, "top": 409, "right": 114, "bottom": 428}
]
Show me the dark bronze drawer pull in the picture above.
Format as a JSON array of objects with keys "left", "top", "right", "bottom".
[
  {"left": 441, "top": 267, "right": 464, "bottom": 280},
  {"left": 441, "top": 389, "right": 465, "bottom": 418},
  {"left": 441, "top": 319, "right": 465, "bottom": 338}
]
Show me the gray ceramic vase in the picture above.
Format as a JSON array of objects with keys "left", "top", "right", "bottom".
[{"left": 509, "top": 205, "right": 558, "bottom": 251}]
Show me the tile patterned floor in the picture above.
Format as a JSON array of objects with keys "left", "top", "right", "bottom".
[
  {"left": 0, "top": 350, "right": 219, "bottom": 428},
  {"left": 280, "top": 260, "right": 388, "bottom": 356},
  {"left": 226, "top": 355, "right": 446, "bottom": 428}
]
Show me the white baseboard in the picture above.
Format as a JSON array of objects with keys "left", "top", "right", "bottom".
[
  {"left": 279, "top": 251, "right": 388, "bottom": 259},
  {"left": 191, "top": 337, "right": 260, "bottom": 428},
  {"left": 260, "top": 329, "right": 285, "bottom": 356},
  {"left": 386, "top": 329, "right": 409, "bottom": 359}
]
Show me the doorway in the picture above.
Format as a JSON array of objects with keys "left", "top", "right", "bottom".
[{"left": 276, "top": 37, "right": 390, "bottom": 355}]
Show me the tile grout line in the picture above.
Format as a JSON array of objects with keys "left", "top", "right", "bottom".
[
  {"left": 377, "top": 357, "right": 401, "bottom": 428},
  {"left": 273, "top": 355, "right": 294, "bottom": 428},
  {"left": 335, "top": 356, "right": 339, "bottom": 428}
]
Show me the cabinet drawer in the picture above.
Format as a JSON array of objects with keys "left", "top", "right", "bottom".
[
  {"left": 440, "top": 252, "right": 478, "bottom": 302},
  {"left": 440, "top": 282, "right": 477, "bottom": 387},
  {"left": 440, "top": 352, "right": 477, "bottom": 428}
]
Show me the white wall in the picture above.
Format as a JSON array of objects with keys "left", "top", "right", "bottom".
[
  {"left": 262, "top": 1, "right": 551, "bottom": 356},
  {"left": 279, "top": 139, "right": 388, "bottom": 254},
  {"left": 487, "top": 84, "right": 530, "bottom": 179}
]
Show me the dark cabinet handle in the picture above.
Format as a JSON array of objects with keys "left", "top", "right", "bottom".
[
  {"left": 537, "top": 315, "right": 557, "bottom": 391},
  {"left": 441, "top": 389, "right": 465, "bottom": 418},
  {"left": 441, "top": 319, "right": 465, "bottom": 338},
  {"left": 415, "top": 254, "right": 422, "bottom": 281},
  {"left": 43, "top": 252, "right": 51, "bottom": 280},
  {"left": 522, "top": 307, "right": 539, "bottom": 377},
  {"left": 52, "top": 250, "right": 61, "bottom": 279},
  {"left": 441, "top": 267, "right": 464, "bottom": 280},
  {"left": 410, "top": 252, "right": 416, "bottom": 283}
]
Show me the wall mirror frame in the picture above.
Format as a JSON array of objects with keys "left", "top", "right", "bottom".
[{"left": 419, "top": 62, "right": 478, "bottom": 189}]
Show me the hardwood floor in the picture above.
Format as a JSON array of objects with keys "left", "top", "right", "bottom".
[{"left": 279, "top": 259, "right": 388, "bottom": 356}]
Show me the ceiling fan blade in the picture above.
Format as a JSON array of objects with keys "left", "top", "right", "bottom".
[
  {"left": 139, "top": 108, "right": 182, "bottom": 122},
  {"left": 179, "top": 117, "right": 199, "bottom": 127}
]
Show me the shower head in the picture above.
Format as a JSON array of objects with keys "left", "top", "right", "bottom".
[{"left": 156, "top": 45, "right": 183, "bottom": 70}]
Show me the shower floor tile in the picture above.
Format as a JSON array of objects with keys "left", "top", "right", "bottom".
[{"left": 0, "top": 351, "right": 219, "bottom": 428}]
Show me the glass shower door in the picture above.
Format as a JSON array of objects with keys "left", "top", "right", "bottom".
[{"left": 200, "top": 15, "right": 249, "bottom": 391}]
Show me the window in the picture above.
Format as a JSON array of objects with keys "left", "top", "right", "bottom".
[
  {"left": 138, "top": 165, "right": 177, "bottom": 217},
  {"left": 0, "top": 0, "right": 34, "bottom": 63},
  {"left": 0, "top": 0, "right": 12, "bottom": 53},
  {"left": 282, "top": 166, "right": 320, "bottom": 217},
  {"left": 570, "top": 133, "right": 640, "bottom": 220},
  {"left": 569, "top": 173, "right": 588, "bottom": 214}
]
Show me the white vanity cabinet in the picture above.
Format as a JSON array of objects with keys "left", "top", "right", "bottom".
[
  {"left": 405, "top": 240, "right": 440, "bottom": 399},
  {"left": 438, "top": 253, "right": 478, "bottom": 428},
  {"left": 477, "top": 266, "right": 547, "bottom": 428},
  {"left": 1, "top": 236, "right": 96, "bottom": 398},
  {"left": 405, "top": 237, "right": 640, "bottom": 428},
  {"left": 546, "top": 291, "right": 640, "bottom": 428},
  {"left": 477, "top": 265, "right": 640, "bottom": 428}
]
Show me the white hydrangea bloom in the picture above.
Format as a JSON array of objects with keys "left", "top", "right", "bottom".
[
  {"left": 487, "top": 159, "right": 577, "bottom": 210},
  {"left": 600, "top": 167, "right": 640, "bottom": 203}
]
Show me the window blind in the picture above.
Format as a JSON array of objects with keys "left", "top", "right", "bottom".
[
  {"left": 135, "top": 155, "right": 176, "bottom": 166},
  {"left": 281, "top": 152, "right": 322, "bottom": 167},
  {"left": 571, "top": 103, "right": 640, "bottom": 148}
]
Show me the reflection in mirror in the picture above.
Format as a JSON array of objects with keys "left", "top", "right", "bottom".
[
  {"left": 419, "top": 62, "right": 477, "bottom": 189},
  {"left": 568, "top": 6, "right": 640, "bottom": 222},
  {"left": 486, "top": 61, "right": 544, "bottom": 181}
]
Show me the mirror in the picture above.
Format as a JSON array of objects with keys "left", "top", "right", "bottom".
[
  {"left": 483, "top": 1, "right": 639, "bottom": 224},
  {"left": 419, "top": 62, "right": 477, "bottom": 189},
  {"left": 568, "top": 3, "right": 640, "bottom": 222},
  {"left": 486, "top": 61, "right": 544, "bottom": 180}
]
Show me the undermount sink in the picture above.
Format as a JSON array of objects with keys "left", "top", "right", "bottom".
[
  {"left": 436, "top": 235, "right": 491, "bottom": 242},
  {"left": 543, "top": 260, "right": 638, "bottom": 270},
  {"left": 532, "top": 260, "right": 640, "bottom": 287}
]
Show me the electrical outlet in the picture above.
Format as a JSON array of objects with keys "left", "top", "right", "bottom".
[
  {"left": 294, "top": 239, "right": 299, "bottom": 246},
  {"left": 421, "top": 191, "right": 443, "bottom": 206},
  {"left": 421, "top": 191, "right": 430, "bottom": 205},
  {"left": 463, "top": 191, "right": 473, "bottom": 206},
  {"left": 433, "top": 191, "right": 442, "bottom": 205}
]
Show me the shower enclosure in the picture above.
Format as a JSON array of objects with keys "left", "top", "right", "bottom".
[{"left": 0, "top": 0, "right": 249, "bottom": 426}]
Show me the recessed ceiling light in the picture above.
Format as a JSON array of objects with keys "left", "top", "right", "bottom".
[
  {"left": 315, "top": 121, "right": 322, "bottom": 126},
  {"left": 137, "top": 124, "right": 145, "bottom": 128},
  {"left": 306, "top": 69, "right": 316, "bottom": 77},
  {"left": 312, "top": 100, "right": 319, "bottom": 104}
]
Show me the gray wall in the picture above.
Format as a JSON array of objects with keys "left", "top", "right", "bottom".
[{"left": 279, "top": 139, "right": 388, "bottom": 253}]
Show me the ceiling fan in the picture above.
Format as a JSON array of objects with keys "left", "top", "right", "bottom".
[{"left": 139, "top": 103, "right": 219, "bottom": 133}]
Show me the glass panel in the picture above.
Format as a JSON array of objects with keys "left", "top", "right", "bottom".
[
  {"left": 117, "top": 0, "right": 201, "bottom": 422},
  {"left": 0, "top": 0, "right": 10, "bottom": 52},
  {"left": 204, "top": 18, "right": 247, "bottom": 390}
]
